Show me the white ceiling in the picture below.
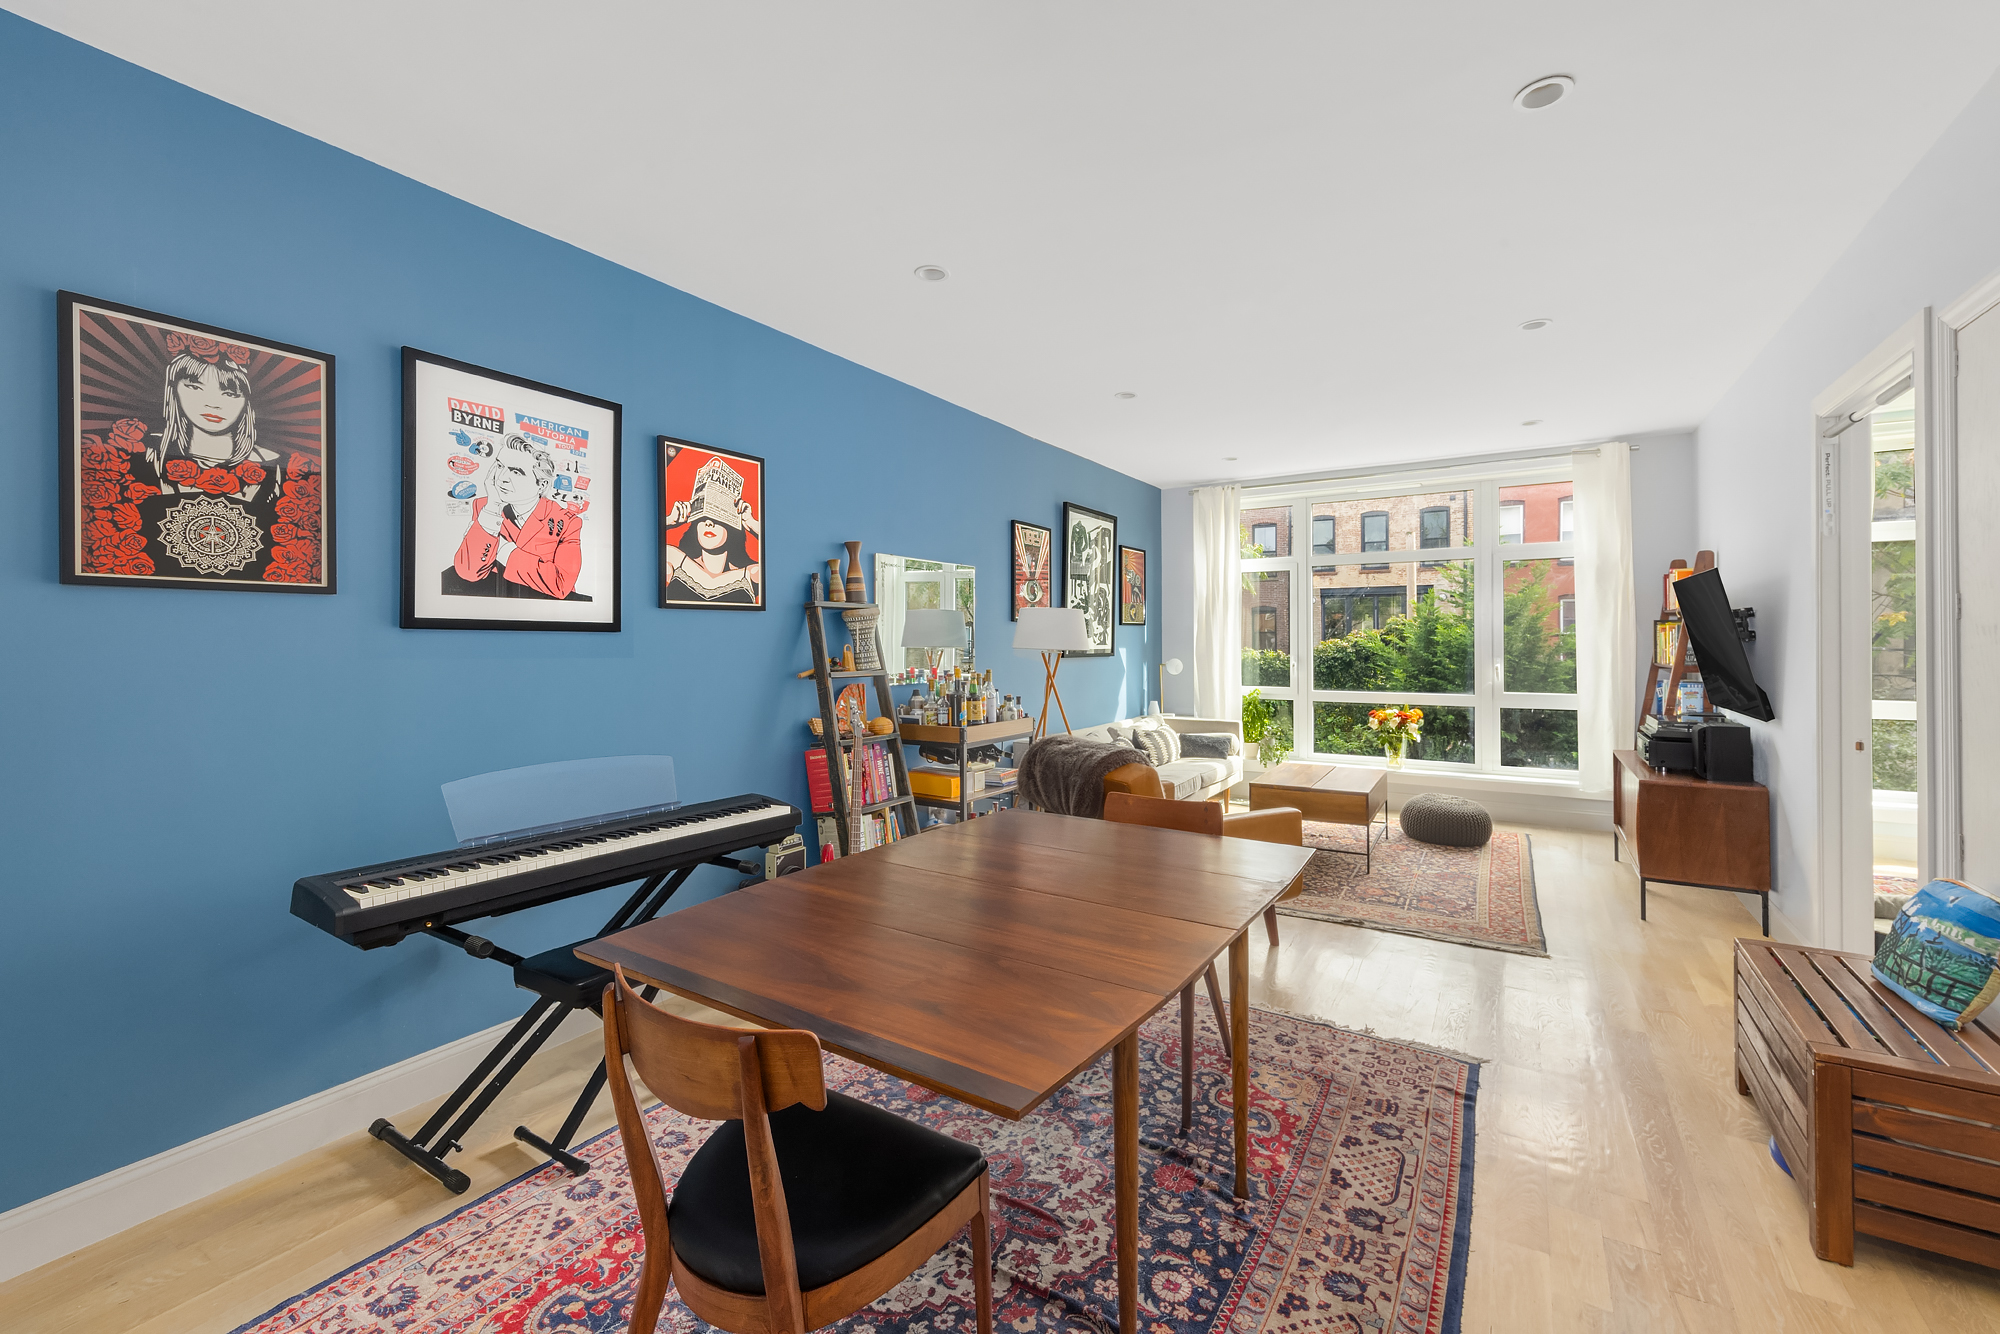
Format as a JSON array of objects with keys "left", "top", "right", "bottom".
[{"left": 20, "top": 2, "right": 2000, "bottom": 487}]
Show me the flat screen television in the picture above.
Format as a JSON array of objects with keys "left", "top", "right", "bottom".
[{"left": 1675, "top": 568, "right": 1773, "bottom": 721}]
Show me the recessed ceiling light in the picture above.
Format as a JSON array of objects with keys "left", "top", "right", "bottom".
[
  {"left": 1519, "top": 318, "right": 1553, "bottom": 331},
  {"left": 1223, "top": 456, "right": 1238, "bottom": 461},
  {"left": 913, "top": 264, "right": 949, "bottom": 282},
  {"left": 1521, "top": 419, "right": 1544, "bottom": 426},
  {"left": 1514, "top": 75, "right": 1574, "bottom": 111},
  {"left": 1114, "top": 391, "right": 1136, "bottom": 399}
]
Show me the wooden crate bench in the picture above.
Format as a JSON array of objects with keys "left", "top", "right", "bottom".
[{"left": 1734, "top": 938, "right": 2000, "bottom": 1267}]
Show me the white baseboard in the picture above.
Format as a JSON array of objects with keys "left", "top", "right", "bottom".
[{"left": 0, "top": 1009, "right": 601, "bottom": 1284}]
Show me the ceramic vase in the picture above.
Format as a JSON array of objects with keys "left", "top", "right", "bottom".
[
  {"left": 824, "top": 558, "right": 845, "bottom": 601},
  {"left": 842, "top": 604, "right": 883, "bottom": 671},
  {"left": 843, "top": 541, "right": 865, "bottom": 602}
]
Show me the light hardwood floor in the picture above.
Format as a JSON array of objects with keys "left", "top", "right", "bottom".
[{"left": 4, "top": 824, "right": 1997, "bottom": 1332}]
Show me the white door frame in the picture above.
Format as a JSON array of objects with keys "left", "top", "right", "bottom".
[
  {"left": 1931, "top": 268, "right": 2000, "bottom": 879},
  {"left": 1810, "top": 311, "right": 1948, "bottom": 952}
]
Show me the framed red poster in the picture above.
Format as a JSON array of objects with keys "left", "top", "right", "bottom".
[
  {"left": 659, "top": 437, "right": 763, "bottom": 610},
  {"left": 1010, "top": 519, "right": 1051, "bottom": 620},
  {"left": 58, "top": 292, "right": 334, "bottom": 592},
  {"left": 1119, "top": 544, "right": 1147, "bottom": 625}
]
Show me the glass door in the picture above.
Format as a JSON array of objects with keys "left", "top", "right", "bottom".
[{"left": 1869, "top": 385, "right": 1919, "bottom": 910}]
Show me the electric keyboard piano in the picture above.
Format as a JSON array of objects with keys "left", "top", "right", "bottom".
[
  {"left": 292, "top": 794, "right": 800, "bottom": 949},
  {"left": 290, "top": 791, "right": 801, "bottom": 1193}
]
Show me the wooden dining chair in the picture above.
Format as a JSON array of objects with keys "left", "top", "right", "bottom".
[
  {"left": 1101, "top": 790, "right": 1305, "bottom": 1132},
  {"left": 604, "top": 964, "right": 994, "bottom": 1334},
  {"left": 1102, "top": 766, "right": 1307, "bottom": 948}
]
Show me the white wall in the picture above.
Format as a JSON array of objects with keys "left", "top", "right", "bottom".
[
  {"left": 1627, "top": 432, "right": 1700, "bottom": 707},
  {"left": 1694, "top": 66, "right": 2000, "bottom": 942}
]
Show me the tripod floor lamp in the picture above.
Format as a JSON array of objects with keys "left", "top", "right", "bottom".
[{"left": 1013, "top": 607, "right": 1090, "bottom": 741}]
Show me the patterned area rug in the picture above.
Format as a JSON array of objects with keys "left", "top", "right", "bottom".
[
  {"left": 1277, "top": 824, "right": 1546, "bottom": 957},
  {"left": 1874, "top": 870, "right": 1919, "bottom": 899},
  {"left": 232, "top": 1004, "right": 1478, "bottom": 1334}
]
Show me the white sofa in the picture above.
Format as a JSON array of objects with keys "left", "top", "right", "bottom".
[{"left": 1067, "top": 713, "right": 1244, "bottom": 802}]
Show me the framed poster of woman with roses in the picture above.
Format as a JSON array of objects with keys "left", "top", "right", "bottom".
[{"left": 58, "top": 292, "right": 335, "bottom": 592}]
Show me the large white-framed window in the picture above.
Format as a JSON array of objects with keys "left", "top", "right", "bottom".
[{"left": 1240, "top": 464, "right": 1580, "bottom": 774}]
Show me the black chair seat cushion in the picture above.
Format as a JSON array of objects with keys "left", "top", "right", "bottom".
[{"left": 669, "top": 1091, "right": 986, "bottom": 1294}]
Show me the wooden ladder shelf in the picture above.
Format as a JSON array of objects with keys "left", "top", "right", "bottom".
[{"left": 803, "top": 601, "right": 920, "bottom": 858}]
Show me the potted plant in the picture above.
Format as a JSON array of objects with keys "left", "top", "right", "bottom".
[{"left": 1240, "top": 689, "right": 1293, "bottom": 771}]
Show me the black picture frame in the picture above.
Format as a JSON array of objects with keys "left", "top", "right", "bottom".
[
  {"left": 57, "top": 291, "right": 336, "bottom": 593},
  {"left": 1061, "top": 502, "right": 1117, "bottom": 656},
  {"left": 1010, "top": 519, "right": 1053, "bottom": 621},
  {"left": 1119, "top": 544, "right": 1147, "bottom": 625},
  {"left": 400, "top": 347, "right": 622, "bottom": 631},
  {"left": 659, "top": 437, "right": 765, "bottom": 610}
]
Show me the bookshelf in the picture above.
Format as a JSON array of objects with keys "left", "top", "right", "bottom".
[
  {"left": 1641, "top": 549, "right": 1714, "bottom": 728},
  {"left": 803, "top": 600, "right": 919, "bottom": 858}
]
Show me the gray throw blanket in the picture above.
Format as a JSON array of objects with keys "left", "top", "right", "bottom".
[{"left": 1019, "top": 734, "right": 1147, "bottom": 819}]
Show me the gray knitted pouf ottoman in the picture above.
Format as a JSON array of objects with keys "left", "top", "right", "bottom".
[{"left": 1399, "top": 793, "right": 1492, "bottom": 847}]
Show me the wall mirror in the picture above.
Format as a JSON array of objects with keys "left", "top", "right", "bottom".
[{"left": 875, "top": 554, "right": 974, "bottom": 677}]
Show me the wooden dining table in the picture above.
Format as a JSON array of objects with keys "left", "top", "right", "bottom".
[{"left": 578, "top": 806, "right": 1313, "bottom": 1334}]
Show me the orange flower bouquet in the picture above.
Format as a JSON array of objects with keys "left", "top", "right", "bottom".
[{"left": 1366, "top": 706, "right": 1424, "bottom": 768}]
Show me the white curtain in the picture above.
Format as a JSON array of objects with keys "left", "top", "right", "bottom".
[
  {"left": 1190, "top": 485, "right": 1243, "bottom": 721},
  {"left": 1573, "top": 445, "right": 1635, "bottom": 798}
]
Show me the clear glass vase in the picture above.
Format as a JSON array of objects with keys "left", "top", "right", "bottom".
[{"left": 1384, "top": 738, "right": 1407, "bottom": 769}]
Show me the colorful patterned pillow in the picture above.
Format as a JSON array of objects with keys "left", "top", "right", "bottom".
[{"left": 1871, "top": 879, "right": 2000, "bottom": 1030}]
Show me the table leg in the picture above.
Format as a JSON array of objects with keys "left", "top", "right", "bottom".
[
  {"left": 1179, "top": 982, "right": 1195, "bottom": 1134},
  {"left": 1203, "top": 963, "right": 1232, "bottom": 1060},
  {"left": 1114, "top": 1030, "right": 1139, "bottom": 1334},
  {"left": 1230, "top": 929, "right": 1250, "bottom": 1199}
]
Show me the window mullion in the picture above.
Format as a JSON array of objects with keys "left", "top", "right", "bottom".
[{"left": 1474, "top": 481, "right": 1499, "bottom": 772}]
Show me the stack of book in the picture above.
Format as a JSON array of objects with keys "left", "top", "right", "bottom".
[{"left": 805, "top": 743, "right": 904, "bottom": 860}]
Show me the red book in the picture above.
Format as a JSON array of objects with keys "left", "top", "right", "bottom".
[{"left": 805, "top": 749, "right": 835, "bottom": 814}]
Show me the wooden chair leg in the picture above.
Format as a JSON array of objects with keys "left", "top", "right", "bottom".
[
  {"left": 971, "top": 1172, "right": 994, "bottom": 1334},
  {"left": 1204, "top": 962, "right": 1232, "bottom": 1060},
  {"left": 1263, "top": 904, "right": 1280, "bottom": 948},
  {"left": 1180, "top": 982, "right": 1195, "bottom": 1134},
  {"left": 627, "top": 1230, "right": 672, "bottom": 1334}
]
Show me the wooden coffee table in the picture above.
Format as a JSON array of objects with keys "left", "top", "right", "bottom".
[{"left": 1249, "top": 761, "right": 1389, "bottom": 871}]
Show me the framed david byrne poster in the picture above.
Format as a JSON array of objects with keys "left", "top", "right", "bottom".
[
  {"left": 1010, "top": 519, "right": 1051, "bottom": 621},
  {"left": 1061, "top": 502, "right": 1116, "bottom": 656},
  {"left": 58, "top": 291, "right": 335, "bottom": 592},
  {"left": 401, "top": 348, "right": 621, "bottom": 631},
  {"left": 1119, "top": 545, "right": 1146, "bottom": 625},
  {"left": 659, "top": 438, "right": 763, "bottom": 609}
]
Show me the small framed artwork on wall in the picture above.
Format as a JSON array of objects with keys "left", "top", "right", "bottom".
[
  {"left": 401, "top": 347, "right": 621, "bottom": 631},
  {"left": 57, "top": 291, "right": 335, "bottom": 592},
  {"left": 659, "top": 438, "right": 763, "bottom": 609},
  {"left": 1061, "top": 502, "right": 1117, "bottom": 656},
  {"left": 1010, "top": 519, "right": 1052, "bottom": 620},
  {"left": 1119, "top": 545, "right": 1147, "bottom": 625}
]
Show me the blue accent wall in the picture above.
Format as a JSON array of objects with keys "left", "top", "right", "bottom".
[{"left": 0, "top": 11, "right": 1160, "bottom": 1212}]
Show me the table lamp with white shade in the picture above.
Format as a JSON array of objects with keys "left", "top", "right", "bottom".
[
  {"left": 1154, "top": 657, "right": 1184, "bottom": 715},
  {"left": 1013, "top": 606, "right": 1090, "bottom": 740},
  {"left": 899, "top": 607, "right": 970, "bottom": 674}
]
